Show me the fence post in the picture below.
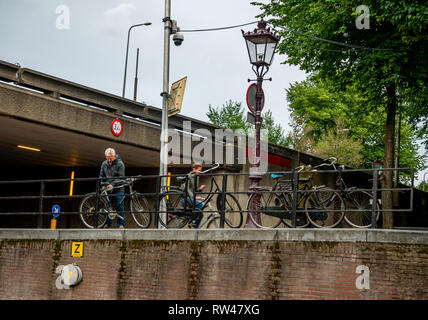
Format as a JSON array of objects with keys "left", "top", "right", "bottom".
[
  {"left": 94, "top": 178, "right": 100, "bottom": 228},
  {"left": 371, "top": 169, "right": 379, "bottom": 229},
  {"left": 219, "top": 174, "right": 227, "bottom": 229},
  {"left": 37, "top": 181, "right": 45, "bottom": 229},
  {"left": 410, "top": 168, "right": 414, "bottom": 212},
  {"left": 154, "top": 175, "right": 161, "bottom": 228},
  {"left": 292, "top": 169, "right": 298, "bottom": 228}
]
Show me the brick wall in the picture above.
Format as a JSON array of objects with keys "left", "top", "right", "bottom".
[{"left": 0, "top": 231, "right": 427, "bottom": 300}]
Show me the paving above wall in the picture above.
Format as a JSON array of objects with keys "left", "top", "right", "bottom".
[{"left": 0, "top": 228, "right": 427, "bottom": 245}]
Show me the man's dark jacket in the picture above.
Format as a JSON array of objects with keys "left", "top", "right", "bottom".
[{"left": 99, "top": 155, "right": 126, "bottom": 192}]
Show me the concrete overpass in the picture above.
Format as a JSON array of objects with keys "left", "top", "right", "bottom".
[{"left": 0, "top": 59, "right": 316, "bottom": 172}]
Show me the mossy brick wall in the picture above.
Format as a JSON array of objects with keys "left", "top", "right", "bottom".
[{"left": 0, "top": 239, "right": 427, "bottom": 300}]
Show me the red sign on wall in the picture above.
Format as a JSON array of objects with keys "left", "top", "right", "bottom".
[{"left": 111, "top": 118, "right": 123, "bottom": 137}]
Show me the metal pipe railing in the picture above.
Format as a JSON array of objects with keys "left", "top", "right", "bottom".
[{"left": 0, "top": 167, "right": 417, "bottom": 229}]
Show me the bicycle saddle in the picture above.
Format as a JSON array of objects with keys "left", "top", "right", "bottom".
[{"left": 271, "top": 173, "right": 284, "bottom": 179}]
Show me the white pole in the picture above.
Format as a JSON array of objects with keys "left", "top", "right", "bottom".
[{"left": 159, "top": 0, "right": 171, "bottom": 227}]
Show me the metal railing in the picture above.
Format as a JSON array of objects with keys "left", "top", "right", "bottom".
[{"left": 0, "top": 167, "right": 416, "bottom": 229}]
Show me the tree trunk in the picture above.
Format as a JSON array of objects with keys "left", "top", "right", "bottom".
[{"left": 382, "top": 83, "right": 397, "bottom": 229}]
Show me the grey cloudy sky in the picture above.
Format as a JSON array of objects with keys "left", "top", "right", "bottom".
[
  {"left": 0, "top": 0, "right": 307, "bottom": 130},
  {"left": 0, "top": 1, "right": 426, "bottom": 184}
]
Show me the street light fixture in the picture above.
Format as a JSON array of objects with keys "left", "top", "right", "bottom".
[
  {"left": 243, "top": 20, "right": 279, "bottom": 70},
  {"left": 122, "top": 22, "right": 152, "bottom": 98},
  {"left": 242, "top": 20, "right": 280, "bottom": 228},
  {"left": 372, "top": 157, "right": 383, "bottom": 171}
]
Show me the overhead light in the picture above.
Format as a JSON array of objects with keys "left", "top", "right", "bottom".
[{"left": 17, "top": 145, "right": 41, "bottom": 152}]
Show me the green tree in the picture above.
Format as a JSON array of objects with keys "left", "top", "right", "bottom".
[
  {"left": 261, "top": 110, "right": 289, "bottom": 147},
  {"left": 206, "top": 100, "right": 289, "bottom": 147},
  {"left": 254, "top": 0, "right": 428, "bottom": 227},
  {"left": 312, "top": 117, "right": 363, "bottom": 168},
  {"left": 417, "top": 181, "right": 428, "bottom": 192},
  {"left": 286, "top": 76, "right": 426, "bottom": 178},
  {"left": 207, "top": 100, "right": 251, "bottom": 133}
]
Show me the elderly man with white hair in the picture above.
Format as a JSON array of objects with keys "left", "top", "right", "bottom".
[{"left": 99, "top": 147, "right": 126, "bottom": 229}]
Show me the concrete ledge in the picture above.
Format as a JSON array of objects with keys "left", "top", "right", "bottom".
[{"left": 0, "top": 228, "right": 427, "bottom": 245}]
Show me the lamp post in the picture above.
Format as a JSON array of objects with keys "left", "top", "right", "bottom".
[
  {"left": 372, "top": 157, "right": 383, "bottom": 171},
  {"left": 122, "top": 22, "right": 151, "bottom": 98},
  {"left": 134, "top": 48, "right": 140, "bottom": 101},
  {"left": 423, "top": 172, "right": 427, "bottom": 192},
  {"left": 159, "top": 0, "right": 183, "bottom": 227},
  {"left": 242, "top": 20, "right": 280, "bottom": 228}
]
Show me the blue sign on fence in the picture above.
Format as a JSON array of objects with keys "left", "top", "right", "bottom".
[{"left": 52, "top": 205, "right": 61, "bottom": 219}]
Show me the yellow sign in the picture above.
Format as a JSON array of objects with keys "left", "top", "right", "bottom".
[
  {"left": 167, "top": 76, "right": 187, "bottom": 117},
  {"left": 71, "top": 242, "right": 84, "bottom": 258}
]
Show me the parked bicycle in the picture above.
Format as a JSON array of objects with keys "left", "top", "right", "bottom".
[
  {"left": 157, "top": 163, "right": 243, "bottom": 229},
  {"left": 323, "top": 157, "right": 382, "bottom": 228},
  {"left": 79, "top": 176, "right": 151, "bottom": 228},
  {"left": 247, "top": 163, "right": 345, "bottom": 228}
]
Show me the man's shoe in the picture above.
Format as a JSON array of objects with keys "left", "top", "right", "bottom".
[
  {"left": 103, "top": 224, "right": 110, "bottom": 229},
  {"left": 118, "top": 225, "right": 125, "bottom": 229}
]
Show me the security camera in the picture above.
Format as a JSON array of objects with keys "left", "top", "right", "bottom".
[{"left": 173, "top": 32, "right": 184, "bottom": 46}]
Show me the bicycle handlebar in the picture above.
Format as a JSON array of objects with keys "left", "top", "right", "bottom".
[
  {"left": 100, "top": 175, "right": 143, "bottom": 192},
  {"left": 199, "top": 162, "right": 220, "bottom": 174},
  {"left": 323, "top": 157, "right": 337, "bottom": 164},
  {"left": 175, "top": 163, "right": 220, "bottom": 184},
  {"left": 294, "top": 165, "right": 305, "bottom": 172}
]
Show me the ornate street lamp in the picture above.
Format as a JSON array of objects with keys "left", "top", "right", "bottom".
[
  {"left": 242, "top": 20, "right": 280, "bottom": 74},
  {"left": 372, "top": 157, "right": 383, "bottom": 171},
  {"left": 242, "top": 20, "right": 280, "bottom": 228}
]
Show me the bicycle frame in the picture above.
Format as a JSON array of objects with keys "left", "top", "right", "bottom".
[
  {"left": 162, "top": 163, "right": 243, "bottom": 229},
  {"left": 272, "top": 167, "right": 315, "bottom": 211},
  {"left": 180, "top": 163, "right": 220, "bottom": 212},
  {"left": 98, "top": 179, "right": 136, "bottom": 218}
]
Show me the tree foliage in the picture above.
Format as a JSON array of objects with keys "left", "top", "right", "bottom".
[
  {"left": 312, "top": 117, "right": 363, "bottom": 168},
  {"left": 207, "top": 100, "right": 251, "bottom": 133},
  {"left": 253, "top": 0, "right": 428, "bottom": 227},
  {"left": 286, "top": 76, "right": 426, "bottom": 175},
  {"left": 206, "top": 100, "right": 289, "bottom": 147}
]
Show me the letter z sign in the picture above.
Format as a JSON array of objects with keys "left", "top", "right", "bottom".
[{"left": 71, "top": 242, "right": 84, "bottom": 258}]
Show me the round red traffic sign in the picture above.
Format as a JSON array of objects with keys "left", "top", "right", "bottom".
[
  {"left": 246, "top": 83, "right": 265, "bottom": 114},
  {"left": 111, "top": 118, "right": 123, "bottom": 137}
]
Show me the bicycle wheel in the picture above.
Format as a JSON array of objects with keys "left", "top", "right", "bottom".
[
  {"left": 344, "top": 190, "right": 381, "bottom": 228},
  {"left": 216, "top": 193, "right": 243, "bottom": 228},
  {"left": 79, "top": 193, "right": 108, "bottom": 228},
  {"left": 247, "top": 190, "right": 284, "bottom": 228},
  {"left": 304, "top": 188, "right": 345, "bottom": 228},
  {"left": 205, "top": 216, "right": 236, "bottom": 229},
  {"left": 157, "top": 190, "right": 191, "bottom": 228},
  {"left": 130, "top": 192, "right": 151, "bottom": 228}
]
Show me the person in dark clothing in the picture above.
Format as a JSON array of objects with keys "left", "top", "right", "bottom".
[
  {"left": 181, "top": 162, "right": 206, "bottom": 228},
  {"left": 99, "top": 148, "right": 126, "bottom": 229}
]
